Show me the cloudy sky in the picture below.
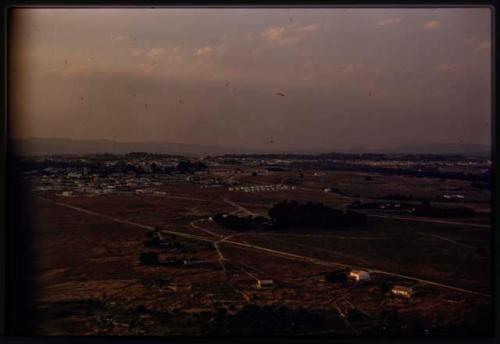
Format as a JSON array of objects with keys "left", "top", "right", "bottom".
[{"left": 10, "top": 7, "right": 492, "bottom": 152}]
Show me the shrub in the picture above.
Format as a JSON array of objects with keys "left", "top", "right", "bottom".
[
  {"left": 412, "top": 201, "right": 476, "bottom": 218},
  {"left": 268, "top": 200, "right": 366, "bottom": 229},
  {"left": 212, "top": 213, "right": 266, "bottom": 231},
  {"left": 380, "top": 280, "right": 392, "bottom": 294},
  {"left": 139, "top": 251, "right": 159, "bottom": 266}
]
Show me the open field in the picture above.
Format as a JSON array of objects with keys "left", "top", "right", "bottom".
[
  {"left": 10, "top": 5, "right": 493, "bottom": 336},
  {"left": 27, "top": 165, "right": 492, "bottom": 336}
]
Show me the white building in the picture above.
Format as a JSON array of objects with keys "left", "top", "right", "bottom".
[
  {"left": 349, "top": 270, "right": 370, "bottom": 282},
  {"left": 391, "top": 285, "right": 414, "bottom": 298},
  {"left": 257, "top": 279, "right": 275, "bottom": 289}
]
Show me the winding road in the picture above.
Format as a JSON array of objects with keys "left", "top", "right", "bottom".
[{"left": 42, "top": 197, "right": 491, "bottom": 298}]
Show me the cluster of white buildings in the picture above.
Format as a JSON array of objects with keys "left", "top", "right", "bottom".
[
  {"left": 442, "top": 194, "right": 465, "bottom": 199},
  {"left": 228, "top": 184, "right": 296, "bottom": 193},
  {"left": 347, "top": 270, "right": 415, "bottom": 298},
  {"left": 31, "top": 171, "right": 191, "bottom": 197}
]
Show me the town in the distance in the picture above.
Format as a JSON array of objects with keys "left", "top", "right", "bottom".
[{"left": 15, "top": 150, "right": 492, "bottom": 336}]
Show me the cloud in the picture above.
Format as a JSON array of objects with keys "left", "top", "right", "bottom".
[
  {"left": 110, "top": 35, "right": 132, "bottom": 42},
  {"left": 423, "top": 20, "right": 440, "bottom": 30},
  {"left": 195, "top": 46, "right": 214, "bottom": 58},
  {"left": 131, "top": 48, "right": 144, "bottom": 57},
  {"left": 476, "top": 41, "right": 491, "bottom": 52},
  {"left": 376, "top": 17, "right": 402, "bottom": 27},
  {"left": 145, "top": 47, "right": 167, "bottom": 60},
  {"left": 262, "top": 26, "right": 286, "bottom": 41},
  {"left": 464, "top": 37, "right": 477, "bottom": 46},
  {"left": 261, "top": 24, "right": 321, "bottom": 47},
  {"left": 436, "top": 63, "right": 458, "bottom": 72},
  {"left": 293, "top": 24, "right": 321, "bottom": 35},
  {"left": 48, "top": 64, "right": 103, "bottom": 79},
  {"left": 134, "top": 46, "right": 188, "bottom": 75},
  {"left": 194, "top": 44, "right": 228, "bottom": 59},
  {"left": 137, "top": 46, "right": 185, "bottom": 62},
  {"left": 339, "top": 64, "right": 354, "bottom": 77},
  {"left": 136, "top": 63, "right": 157, "bottom": 75}
]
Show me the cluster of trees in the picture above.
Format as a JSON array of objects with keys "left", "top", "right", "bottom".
[
  {"left": 324, "top": 269, "right": 349, "bottom": 283},
  {"left": 382, "top": 194, "right": 414, "bottom": 201},
  {"left": 125, "top": 152, "right": 184, "bottom": 159},
  {"left": 268, "top": 200, "right": 366, "bottom": 229},
  {"left": 17, "top": 156, "right": 211, "bottom": 176},
  {"left": 348, "top": 200, "right": 415, "bottom": 210},
  {"left": 15, "top": 157, "right": 176, "bottom": 175},
  {"left": 471, "top": 182, "right": 490, "bottom": 190},
  {"left": 213, "top": 201, "right": 366, "bottom": 231},
  {"left": 267, "top": 167, "right": 287, "bottom": 172},
  {"left": 13, "top": 158, "right": 89, "bottom": 173},
  {"left": 292, "top": 161, "right": 490, "bottom": 183},
  {"left": 204, "top": 304, "right": 331, "bottom": 335},
  {"left": 117, "top": 161, "right": 173, "bottom": 174},
  {"left": 221, "top": 152, "right": 488, "bottom": 163},
  {"left": 139, "top": 251, "right": 159, "bottom": 266},
  {"left": 143, "top": 237, "right": 183, "bottom": 250},
  {"left": 176, "top": 160, "right": 208, "bottom": 174},
  {"left": 412, "top": 201, "right": 476, "bottom": 218},
  {"left": 222, "top": 159, "right": 242, "bottom": 165},
  {"left": 212, "top": 213, "right": 268, "bottom": 231}
]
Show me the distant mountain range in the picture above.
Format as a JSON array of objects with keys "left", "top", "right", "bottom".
[
  {"left": 383, "top": 143, "right": 491, "bottom": 157},
  {"left": 10, "top": 138, "right": 263, "bottom": 156},
  {"left": 10, "top": 138, "right": 491, "bottom": 157}
]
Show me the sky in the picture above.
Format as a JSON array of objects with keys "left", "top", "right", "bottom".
[{"left": 9, "top": 7, "right": 492, "bottom": 152}]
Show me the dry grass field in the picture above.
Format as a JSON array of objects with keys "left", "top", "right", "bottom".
[{"left": 29, "top": 168, "right": 492, "bottom": 336}]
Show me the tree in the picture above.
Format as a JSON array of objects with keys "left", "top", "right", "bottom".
[
  {"left": 413, "top": 201, "right": 476, "bottom": 218},
  {"left": 139, "top": 252, "right": 159, "bottom": 266},
  {"left": 380, "top": 280, "right": 392, "bottom": 294},
  {"left": 150, "top": 162, "right": 159, "bottom": 173},
  {"left": 176, "top": 160, "right": 193, "bottom": 174},
  {"left": 176, "top": 160, "right": 208, "bottom": 174},
  {"left": 268, "top": 200, "right": 366, "bottom": 229}
]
